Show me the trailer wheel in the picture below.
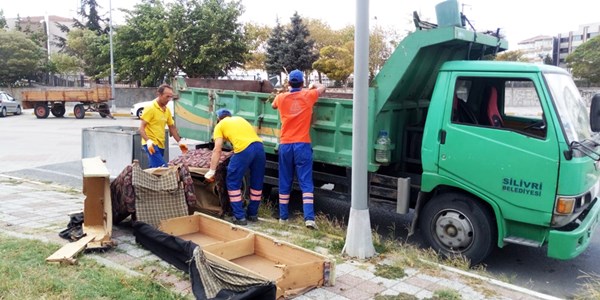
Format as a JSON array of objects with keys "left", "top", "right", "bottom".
[
  {"left": 34, "top": 103, "right": 50, "bottom": 119},
  {"left": 51, "top": 103, "right": 66, "bottom": 118},
  {"left": 99, "top": 103, "right": 110, "bottom": 118},
  {"left": 419, "top": 192, "right": 496, "bottom": 265},
  {"left": 74, "top": 104, "right": 85, "bottom": 119}
]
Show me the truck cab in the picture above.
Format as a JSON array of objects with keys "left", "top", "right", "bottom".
[{"left": 418, "top": 61, "right": 600, "bottom": 263}]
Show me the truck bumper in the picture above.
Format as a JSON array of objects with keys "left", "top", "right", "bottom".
[{"left": 547, "top": 199, "right": 600, "bottom": 259}]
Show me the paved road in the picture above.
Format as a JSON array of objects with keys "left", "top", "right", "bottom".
[{"left": 1, "top": 108, "right": 599, "bottom": 298}]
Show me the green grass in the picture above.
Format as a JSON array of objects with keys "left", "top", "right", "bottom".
[{"left": 0, "top": 234, "right": 186, "bottom": 299}]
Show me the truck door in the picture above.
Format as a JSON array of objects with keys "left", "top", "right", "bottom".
[{"left": 438, "top": 75, "right": 559, "bottom": 214}]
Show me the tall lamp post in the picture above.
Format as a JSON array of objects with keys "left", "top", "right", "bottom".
[{"left": 109, "top": 0, "right": 116, "bottom": 113}]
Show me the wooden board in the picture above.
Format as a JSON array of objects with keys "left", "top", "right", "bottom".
[
  {"left": 46, "top": 235, "right": 95, "bottom": 263},
  {"left": 21, "top": 86, "right": 111, "bottom": 102}
]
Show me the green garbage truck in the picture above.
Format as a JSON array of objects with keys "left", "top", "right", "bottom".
[{"left": 172, "top": 13, "right": 600, "bottom": 265}]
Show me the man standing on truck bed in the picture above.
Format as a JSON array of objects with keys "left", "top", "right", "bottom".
[
  {"left": 204, "top": 109, "right": 266, "bottom": 226},
  {"left": 272, "top": 69, "right": 326, "bottom": 229},
  {"left": 139, "top": 84, "right": 188, "bottom": 168}
]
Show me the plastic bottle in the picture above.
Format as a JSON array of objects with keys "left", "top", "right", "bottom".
[{"left": 375, "top": 130, "right": 391, "bottom": 164}]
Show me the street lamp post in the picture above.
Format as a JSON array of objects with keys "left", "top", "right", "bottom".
[{"left": 109, "top": 0, "right": 116, "bottom": 113}]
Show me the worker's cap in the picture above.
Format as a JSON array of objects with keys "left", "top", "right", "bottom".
[
  {"left": 289, "top": 69, "right": 304, "bottom": 83},
  {"left": 216, "top": 108, "right": 232, "bottom": 119}
]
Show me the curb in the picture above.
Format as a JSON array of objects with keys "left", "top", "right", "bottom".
[{"left": 433, "top": 262, "right": 562, "bottom": 300}]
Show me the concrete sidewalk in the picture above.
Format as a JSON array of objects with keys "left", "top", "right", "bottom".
[{"left": 0, "top": 174, "right": 561, "bottom": 300}]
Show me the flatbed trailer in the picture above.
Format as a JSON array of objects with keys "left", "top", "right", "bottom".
[{"left": 21, "top": 86, "right": 112, "bottom": 119}]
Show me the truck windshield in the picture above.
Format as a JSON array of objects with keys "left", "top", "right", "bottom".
[{"left": 545, "top": 73, "right": 592, "bottom": 143}]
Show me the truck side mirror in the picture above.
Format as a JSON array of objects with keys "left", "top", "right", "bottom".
[{"left": 590, "top": 94, "right": 600, "bottom": 132}]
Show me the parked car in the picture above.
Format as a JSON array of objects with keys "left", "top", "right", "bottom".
[
  {"left": 0, "top": 91, "right": 22, "bottom": 117},
  {"left": 130, "top": 99, "right": 174, "bottom": 119}
]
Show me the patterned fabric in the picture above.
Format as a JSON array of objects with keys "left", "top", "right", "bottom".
[
  {"left": 110, "top": 165, "right": 135, "bottom": 224},
  {"left": 132, "top": 163, "right": 188, "bottom": 227},
  {"left": 111, "top": 163, "right": 198, "bottom": 225},
  {"left": 169, "top": 148, "right": 233, "bottom": 217},
  {"left": 193, "top": 247, "right": 273, "bottom": 298}
]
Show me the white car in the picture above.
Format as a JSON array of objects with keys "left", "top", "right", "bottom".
[
  {"left": 0, "top": 91, "right": 22, "bottom": 117},
  {"left": 131, "top": 100, "right": 174, "bottom": 118}
]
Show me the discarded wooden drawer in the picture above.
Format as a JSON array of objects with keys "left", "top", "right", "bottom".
[
  {"left": 159, "top": 214, "right": 335, "bottom": 298},
  {"left": 47, "top": 157, "right": 114, "bottom": 263}
]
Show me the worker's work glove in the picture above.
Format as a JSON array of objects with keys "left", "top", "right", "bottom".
[
  {"left": 179, "top": 142, "right": 188, "bottom": 154},
  {"left": 204, "top": 169, "right": 216, "bottom": 183},
  {"left": 146, "top": 140, "right": 156, "bottom": 155}
]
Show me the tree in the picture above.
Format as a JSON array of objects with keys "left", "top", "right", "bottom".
[
  {"left": 566, "top": 36, "right": 600, "bottom": 84},
  {"left": 265, "top": 20, "right": 286, "bottom": 79},
  {"left": 312, "top": 42, "right": 353, "bottom": 85},
  {"left": 114, "top": 0, "right": 172, "bottom": 86},
  {"left": 495, "top": 50, "right": 528, "bottom": 62},
  {"left": 282, "top": 12, "right": 318, "bottom": 74},
  {"left": 49, "top": 52, "right": 82, "bottom": 75},
  {"left": 0, "top": 31, "right": 45, "bottom": 86},
  {"left": 76, "top": 0, "right": 108, "bottom": 35},
  {"left": 175, "top": 0, "right": 247, "bottom": 77},
  {"left": 67, "top": 28, "right": 110, "bottom": 81},
  {"left": 243, "top": 22, "right": 271, "bottom": 71},
  {"left": 369, "top": 25, "right": 399, "bottom": 80},
  {"left": 0, "top": 10, "right": 7, "bottom": 30}
]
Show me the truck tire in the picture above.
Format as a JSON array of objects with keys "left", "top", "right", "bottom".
[
  {"left": 34, "top": 103, "right": 50, "bottom": 119},
  {"left": 74, "top": 104, "right": 85, "bottom": 119},
  {"left": 419, "top": 192, "right": 496, "bottom": 265},
  {"left": 51, "top": 103, "right": 66, "bottom": 118}
]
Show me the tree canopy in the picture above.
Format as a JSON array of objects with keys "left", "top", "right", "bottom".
[
  {"left": 566, "top": 36, "right": 600, "bottom": 84},
  {"left": 281, "top": 12, "right": 318, "bottom": 73},
  {"left": 264, "top": 20, "right": 286, "bottom": 78},
  {"left": 0, "top": 31, "right": 45, "bottom": 86},
  {"left": 312, "top": 43, "right": 353, "bottom": 85}
]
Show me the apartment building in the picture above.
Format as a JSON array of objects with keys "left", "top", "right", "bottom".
[
  {"left": 6, "top": 15, "right": 75, "bottom": 55},
  {"left": 516, "top": 35, "right": 554, "bottom": 64},
  {"left": 554, "top": 22, "right": 600, "bottom": 68}
]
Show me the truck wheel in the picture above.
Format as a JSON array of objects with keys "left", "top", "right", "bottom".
[
  {"left": 74, "top": 104, "right": 85, "bottom": 119},
  {"left": 0, "top": 107, "right": 6, "bottom": 117},
  {"left": 51, "top": 104, "right": 66, "bottom": 118},
  {"left": 419, "top": 192, "right": 496, "bottom": 265},
  {"left": 34, "top": 103, "right": 50, "bottom": 119}
]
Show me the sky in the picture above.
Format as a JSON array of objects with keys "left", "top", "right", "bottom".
[{"left": 2, "top": 0, "right": 599, "bottom": 50}]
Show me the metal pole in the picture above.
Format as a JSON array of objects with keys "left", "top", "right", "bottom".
[
  {"left": 342, "top": 0, "right": 375, "bottom": 259},
  {"left": 109, "top": 0, "right": 116, "bottom": 113}
]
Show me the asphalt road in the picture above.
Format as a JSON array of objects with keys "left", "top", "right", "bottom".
[{"left": 1, "top": 108, "right": 598, "bottom": 298}]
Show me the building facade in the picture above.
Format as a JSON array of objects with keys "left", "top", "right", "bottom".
[
  {"left": 6, "top": 15, "right": 75, "bottom": 55},
  {"left": 516, "top": 35, "right": 554, "bottom": 64},
  {"left": 554, "top": 22, "right": 600, "bottom": 68}
]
